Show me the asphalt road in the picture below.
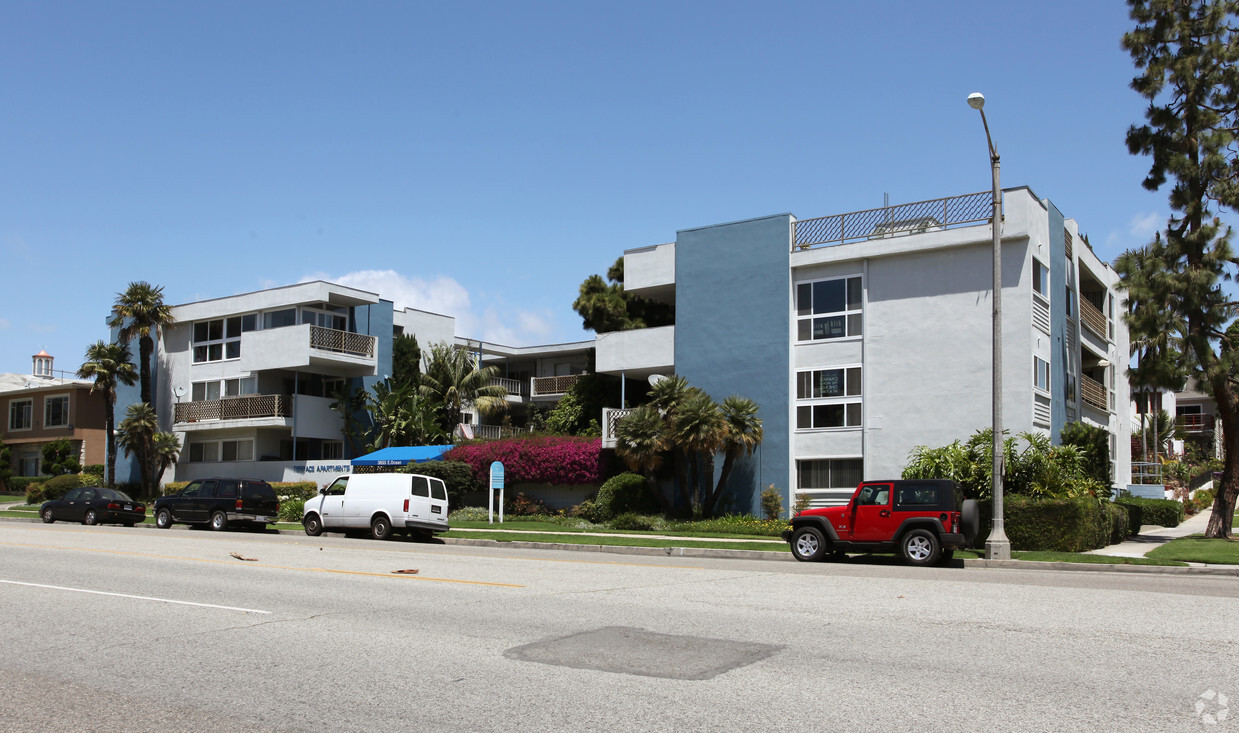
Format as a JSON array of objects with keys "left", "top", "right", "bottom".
[{"left": 1, "top": 522, "right": 1236, "bottom": 732}]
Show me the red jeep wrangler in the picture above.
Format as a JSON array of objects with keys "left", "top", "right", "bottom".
[{"left": 783, "top": 479, "right": 979, "bottom": 565}]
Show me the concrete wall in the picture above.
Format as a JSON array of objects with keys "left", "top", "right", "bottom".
[{"left": 675, "top": 214, "right": 792, "bottom": 516}]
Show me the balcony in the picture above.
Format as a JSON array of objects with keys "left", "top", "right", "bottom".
[
  {"left": 174, "top": 394, "right": 292, "bottom": 429},
  {"left": 241, "top": 324, "right": 377, "bottom": 376},
  {"left": 601, "top": 407, "right": 634, "bottom": 449},
  {"left": 489, "top": 377, "right": 528, "bottom": 399},
  {"left": 531, "top": 374, "right": 585, "bottom": 399},
  {"left": 456, "top": 423, "right": 531, "bottom": 441},
  {"left": 1081, "top": 375, "right": 1109, "bottom": 412},
  {"left": 1079, "top": 297, "right": 1108, "bottom": 340},
  {"left": 1178, "top": 413, "right": 1212, "bottom": 433}
]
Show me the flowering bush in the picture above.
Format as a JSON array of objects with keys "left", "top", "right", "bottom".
[{"left": 444, "top": 436, "right": 608, "bottom": 489}]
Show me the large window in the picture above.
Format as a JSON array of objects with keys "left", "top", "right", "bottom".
[
  {"left": 322, "top": 441, "right": 344, "bottom": 460},
  {"left": 796, "top": 367, "right": 862, "bottom": 429},
  {"left": 188, "top": 438, "right": 254, "bottom": 463},
  {"left": 797, "top": 458, "right": 864, "bottom": 491},
  {"left": 9, "top": 399, "right": 32, "bottom": 431},
  {"left": 44, "top": 394, "right": 69, "bottom": 428},
  {"left": 191, "top": 377, "right": 257, "bottom": 401},
  {"left": 193, "top": 315, "right": 255, "bottom": 363},
  {"left": 796, "top": 276, "right": 862, "bottom": 341},
  {"left": 301, "top": 305, "right": 347, "bottom": 331}
]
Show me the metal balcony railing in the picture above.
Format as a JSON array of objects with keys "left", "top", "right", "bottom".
[
  {"left": 489, "top": 377, "right": 527, "bottom": 397},
  {"left": 1079, "top": 298, "right": 1108, "bottom": 340},
  {"left": 793, "top": 191, "right": 992, "bottom": 250},
  {"left": 310, "top": 325, "right": 376, "bottom": 358},
  {"left": 1081, "top": 375, "right": 1109, "bottom": 412},
  {"left": 1178, "top": 414, "right": 1210, "bottom": 433},
  {"left": 531, "top": 374, "right": 584, "bottom": 398},
  {"left": 175, "top": 394, "right": 291, "bottom": 423},
  {"left": 456, "top": 423, "right": 530, "bottom": 440}
]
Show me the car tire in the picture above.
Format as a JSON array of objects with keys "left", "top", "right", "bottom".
[
  {"left": 84, "top": 510, "right": 98, "bottom": 526},
  {"left": 155, "top": 508, "right": 173, "bottom": 529},
  {"left": 960, "top": 499, "right": 980, "bottom": 543},
  {"left": 304, "top": 513, "right": 324, "bottom": 537},
  {"left": 901, "top": 529, "right": 941, "bottom": 566},
  {"left": 790, "top": 526, "right": 828, "bottom": 562},
  {"left": 210, "top": 511, "right": 228, "bottom": 531},
  {"left": 371, "top": 515, "right": 392, "bottom": 541},
  {"left": 41, "top": 508, "right": 55, "bottom": 524}
]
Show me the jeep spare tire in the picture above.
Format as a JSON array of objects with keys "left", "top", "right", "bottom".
[{"left": 960, "top": 499, "right": 980, "bottom": 543}]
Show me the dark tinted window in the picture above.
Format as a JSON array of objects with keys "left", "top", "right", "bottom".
[
  {"left": 242, "top": 481, "right": 276, "bottom": 499},
  {"left": 199, "top": 481, "right": 218, "bottom": 497},
  {"left": 410, "top": 476, "right": 430, "bottom": 498},
  {"left": 181, "top": 481, "right": 202, "bottom": 497},
  {"left": 64, "top": 488, "right": 84, "bottom": 501},
  {"left": 217, "top": 481, "right": 239, "bottom": 499},
  {"left": 99, "top": 489, "right": 133, "bottom": 502}
]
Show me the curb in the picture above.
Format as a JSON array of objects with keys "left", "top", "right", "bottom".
[{"left": 3, "top": 515, "right": 1236, "bottom": 575}]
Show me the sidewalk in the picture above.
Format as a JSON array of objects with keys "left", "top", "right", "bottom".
[{"left": 1084, "top": 509, "right": 1211, "bottom": 560}]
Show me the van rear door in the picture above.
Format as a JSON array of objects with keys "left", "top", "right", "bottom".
[{"left": 407, "top": 475, "right": 431, "bottom": 524}]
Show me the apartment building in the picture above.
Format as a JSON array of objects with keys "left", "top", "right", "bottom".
[
  {"left": 599, "top": 187, "right": 1131, "bottom": 514},
  {"left": 0, "top": 351, "right": 107, "bottom": 477}
]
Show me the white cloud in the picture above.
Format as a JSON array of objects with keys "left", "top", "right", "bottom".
[
  {"left": 303, "top": 269, "right": 559, "bottom": 347},
  {"left": 1129, "top": 212, "right": 1163, "bottom": 238}
]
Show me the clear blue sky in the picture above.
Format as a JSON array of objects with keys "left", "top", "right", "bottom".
[{"left": 0, "top": 0, "right": 1170, "bottom": 376}]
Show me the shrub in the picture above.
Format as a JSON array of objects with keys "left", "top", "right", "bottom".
[
  {"left": 162, "top": 482, "right": 190, "bottom": 496},
  {"left": 760, "top": 484, "right": 783, "bottom": 520},
  {"left": 1107, "top": 503, "right": 1130, "bottom": 545},
  {"left": 1004, "top": 495, "right": 1126, "bottom": 552},
  {"left": 7, "top": 476, "right": 41, "bottom": 495},
  {"left": 594, "top": 473, "right": 659, "bottom": 521},
  {"left": 272, "top": 482, "right": 319, "bottom": 522},
  {"left": 1192, "top": 488, "right": 1215, "bottom": 514},
  {"left": 505, "top": 492, "right": 552, "bottom": 516},
  {"left": 82, "top": 464, "right": 105, "bottom": 486},
  {"left": 448, "top": 506, "right": 492, "bottom": 522},
  {"left": 1116, "top": 496, "right": 1185, "bottom": 532},
  {"left": 42, "top": 473, "right": 85, "bottom": 501},
  {"left": 25, "top": 483, "right": 45, "bottom": 505},
  {"left": 444, "top": 436, "right": 609, "bottom": 490},
  {"left": 568, "top": 499, "right": 604, "bottom": 524},
  {"left": 400, "top": 460, "right": 475, "bottom": 509},
  {"left": 610, "top": 512, "right": 655, "bottom": 531}
]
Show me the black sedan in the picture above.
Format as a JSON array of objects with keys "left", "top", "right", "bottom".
[{"left": 41, "top": 487, "right": 146, "bottom": 527}]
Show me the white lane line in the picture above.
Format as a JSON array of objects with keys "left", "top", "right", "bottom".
[{"left": 0, "top": 580, "right": 272, "bottom": 614}]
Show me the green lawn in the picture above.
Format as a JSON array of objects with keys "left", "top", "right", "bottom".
[{"left": 1146, "top": 535, "right": 1239, "bottom": 565}]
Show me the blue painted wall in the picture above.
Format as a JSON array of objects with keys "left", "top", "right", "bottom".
[
  {"left": 109, "top": 317, "right": 153, "bottom": 487},
  {"left": 674, "top": 214, "right": 791, "bottom": 515},
  {"left": 1046, "top": 200, "right": 1067, "bottom": 442}
]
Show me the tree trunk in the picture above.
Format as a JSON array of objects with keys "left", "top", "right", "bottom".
[
  {"left": 705, "top": 452, "right": 736, "bottom": 518},
  {"left": 105, "top": 403, "right": 116, "bottom": 489},
  {"left": 139, "top": 337, "right": 153, "bottom": 407},
  {"left": 1206, "top": 377, "right": 1238, "bottom": 539}
]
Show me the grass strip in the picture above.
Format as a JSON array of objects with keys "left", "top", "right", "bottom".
[
  {"left": 443, "top": 529, "right": 790, "bottom": 552},
  {"left": 1146, "top": 535, "right": 1239, "bottom": 565}
]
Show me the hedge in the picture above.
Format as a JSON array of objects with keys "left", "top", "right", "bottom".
[
  {"left": 1115, "top": 496, "right": 1185, "bottom": 534},
  {"left": 973, "top": 496, "right": 1131, "bottom": 552},
  {"left": 443, "top": 436, "right": 609, "bottom": 490},
  {"left": 594, "top": 473, "right": 660, "bottom": 521}
]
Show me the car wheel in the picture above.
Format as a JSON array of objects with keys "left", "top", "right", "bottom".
[
  {"left": 901, "top": 529, "right": 941, "bottom": 566},
  {"left": 210, "top": 511, "right": 228, "bottom": 531},
  {"left": 790, "top": 526, "right": 828, "bottom": 562},
  {"left": 155, "top": 508, "right": 173, "bottom": 529},
  {"left": 84, "top": 510, "right": 98, "bottom": 526},
  {"left": 960, "top": 499, "right": 980, "bottom": 543},
  {"left": 371, "top": 515, "right": 392, "bottom": 541},
  {"left": 304, "top": 513, "right": 323, "bottom": 537},
  {"left": 41, "top": 508, "right": 55, "bottom": 524}
]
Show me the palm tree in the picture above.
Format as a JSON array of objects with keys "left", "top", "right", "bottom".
[
  {"left": 418, "top": 342, "right": 508, "bottom": 434},
  {"left": 117, "top": 402, "right": 158, "bottom": 497},
  {"left": 367, "top": 379, "right": 446, "bottom": 450},
  {"left": 151, "top": 432, "right": 182, "bottom": 486},
  {"left": 77, "top": 340, "right": 138, "bottom": 488},
  {"left": 109, "top": 281, "right": 175, "bottom": 407},
  {"left": 647, "top": 375, "right": 692, "bottom": 511},
  {"left": 671, "top": 389, "right": 725, "bottom": 516},
  {"left": 704, "top": 396, "right": 764, "bottom": 517},
  {"left": 614, "top": 404, "right": 670, "bottom": 512}
]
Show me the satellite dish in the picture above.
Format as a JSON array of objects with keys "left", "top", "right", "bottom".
[
  {"left": 173, "top": 386, "right": 187, "bottom": 402},
  {"left": 648, "top": 374, "right": 667, "bottom": 386}
]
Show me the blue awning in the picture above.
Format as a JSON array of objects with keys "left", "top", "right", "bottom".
[{"left": 350, "top": 445, "right": 454, "bottom": 467}]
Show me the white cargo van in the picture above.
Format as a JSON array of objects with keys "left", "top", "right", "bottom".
[{"left": 302, "top": 473, "right": 450, "bottom": 540}]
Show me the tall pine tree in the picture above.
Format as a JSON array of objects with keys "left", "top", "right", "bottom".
[{"left": 1118, "top": 0, "right": 1239, "bottom": 537}]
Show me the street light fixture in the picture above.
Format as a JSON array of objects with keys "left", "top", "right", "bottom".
[{"left": 968, "top": 91, "right": 1011, "bottom": 560}]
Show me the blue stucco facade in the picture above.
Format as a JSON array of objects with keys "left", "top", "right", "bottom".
[{"left": 674, "top": 214, "right": 791, "bottom": 515}]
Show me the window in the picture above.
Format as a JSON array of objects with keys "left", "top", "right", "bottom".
[
  {"left": 263, "top": 308, "right": 297, "bottom": 329},
  {"left": 300, "top": 304, "right": 347, "bottom": 331},
  {"left": 797, "top": 458, "right": 863, "bottom": 491},
  {"left": 9, "top": 399, "right": 32, "bottom": 431},
  {"left": 796, "top": 276, "right": 862, "bottom": 341},
  {"left": 796, "top": 367, "right": 862, "bottom": 429},
  {"left": 192, "top": 316, "right": 253, "bottom": 363},
  {"left": 1034, "top": 357, "right": 1051, "bottom": 393},
  {"left": 188, "top": 438, "right": 253, "bottom": 463},
  {"left": 322, "top": 441, "right": 344, "bottom": 460},
  {"left": 1033, "top": 260, "right": 1050, "bottom": 299},
  {"left": 44, "top": 395, "right": 69, "bottom": 428},
  {"left": 192, "top": 377, "right": 257, "bottom": 401}
]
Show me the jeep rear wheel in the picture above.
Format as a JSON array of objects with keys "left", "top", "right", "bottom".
[
  {"left": 901, "top": 529, "right": 940, "bottom": 566},
  {"left": 790, "top": 527, "right": 828, "bottom": 562}
]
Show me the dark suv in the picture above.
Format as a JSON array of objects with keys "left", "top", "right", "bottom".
[
  {"left": 783, "top": 479, "right": 978, "bottom": 565},
  {"left": 153, "top": 478, "right": 280, "bottom": 531}
]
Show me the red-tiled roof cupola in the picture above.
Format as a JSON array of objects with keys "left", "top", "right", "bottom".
[{"left": 32, "top": 350, "right": 53, "bottom": 378}]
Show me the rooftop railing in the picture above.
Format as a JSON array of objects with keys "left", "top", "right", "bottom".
[{"left": 793, "top": 191, "right": 993, "bottom": 251}]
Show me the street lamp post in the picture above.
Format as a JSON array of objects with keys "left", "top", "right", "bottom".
[{"left": 968, "top": 91, "right": 1011, "bottom": 560}]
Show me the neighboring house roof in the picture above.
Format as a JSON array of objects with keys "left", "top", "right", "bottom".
[
  {"left": 0, "top": 373, "right": 92, "bottom": 396},
  {"left": 350, "top": 445, "right": 455, "bottom": 466}
]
